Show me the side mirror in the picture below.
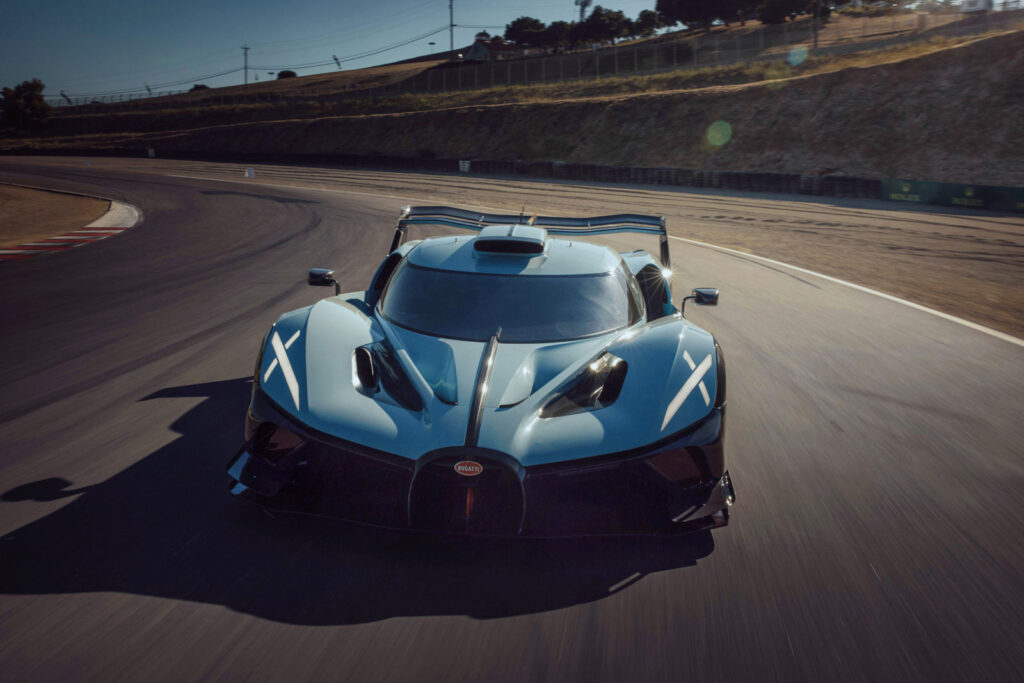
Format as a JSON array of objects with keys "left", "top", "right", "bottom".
[
  {"left": 353, "top": 347, "right": 378, "bottom": 392},
  {"left": 681, "top": 287, "right": 719, "bottom": 314},
  {"left": 308, "top": 268, "right": 340, "bottom": 295}
]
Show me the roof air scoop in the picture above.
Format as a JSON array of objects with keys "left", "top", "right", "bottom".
[{"left": 474, "top": 225, "right": 547, "bottom": 255}]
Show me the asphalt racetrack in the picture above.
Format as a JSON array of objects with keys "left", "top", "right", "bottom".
[{"left": 1, "top": 157, "right": 1022, "bottom": 681}]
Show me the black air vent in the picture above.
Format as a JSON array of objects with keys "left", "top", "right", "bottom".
[{"left": 474, "top": 239, "right": 545, "bottom": 254}]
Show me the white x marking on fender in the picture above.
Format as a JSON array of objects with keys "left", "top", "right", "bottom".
[
  {"left": 661, "top": 351, "right": 713, "bottom": 431},
  {"left": 263, "top": 330, "right": 302, "bottom": 410}
]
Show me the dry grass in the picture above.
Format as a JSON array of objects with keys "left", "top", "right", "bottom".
[
  {"left": 3, "top": 29, "right": 1021, "bottom": 190},
  {"left": 23, "top": 32, "right": 995, "bottom": 140}
]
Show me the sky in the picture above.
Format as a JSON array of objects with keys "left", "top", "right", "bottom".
[{"left": 1, "top": 0, "right": 660, "bottom": 101}]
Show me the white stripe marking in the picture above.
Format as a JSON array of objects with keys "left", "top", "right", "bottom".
[
  {"left": 681, "top": 349, "right": 711, "bottom": 406},
  {"left": 269, "top": 331, "right": 301, "bottom": 410},
  {"left": 263, "top": 330, "right": 301, "bottom": 383},
  {"left": 662, "top": 353, "right": 713, "bottom": 431},
  {"left": 668, "top": 235, "right": 1024, "bottom": 349},
  {"left": 263, "top": 358, "right": 278, "bottom": 382}
]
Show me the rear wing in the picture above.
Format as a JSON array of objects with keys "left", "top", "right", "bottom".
[{"left": 391, "top": 205, "right": 671, "bottom": 267}]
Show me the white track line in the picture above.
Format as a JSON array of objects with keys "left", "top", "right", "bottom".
[
  {"left": 669, "top": 235, "right": 1024, "bottom": 349},
  {"left": 162, "top": 172, "right": 1024, "bottom": 349}
]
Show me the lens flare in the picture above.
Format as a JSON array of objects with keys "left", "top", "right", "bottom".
[
  {"left": 706, "top": 121, "right": 732, "bottom": 147},
  {"left": 787, "top": 45, "right": 808, "bottom": 66}
]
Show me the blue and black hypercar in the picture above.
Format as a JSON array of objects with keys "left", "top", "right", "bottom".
[{"left": 228, "top": 206, "right": 733, "bottom": 536}]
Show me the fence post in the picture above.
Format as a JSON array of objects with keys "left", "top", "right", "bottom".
[{"left": 614, "top": 46, "right": 619, "bottom": 75}]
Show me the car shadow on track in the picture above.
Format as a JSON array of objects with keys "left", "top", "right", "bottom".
[{"left": 0, "top": 378, "right": 714, "bottom": 626}]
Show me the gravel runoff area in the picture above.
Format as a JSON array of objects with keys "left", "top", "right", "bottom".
[{"left": 0, "top": 184, "right": 109, "bottom": 248}]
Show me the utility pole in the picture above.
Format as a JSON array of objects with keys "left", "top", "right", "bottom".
[
  {"left": 575, "top": 0, "right": 592, "bottom": 24},
  {"left": 812, "top": 0, "right": 821, "bottom": 50},
  {"left": 242, "top": 45, "right": 250, "bottom": 85},
  {"left": 449, "top": 0, "right": 454, "bottom": 58}
]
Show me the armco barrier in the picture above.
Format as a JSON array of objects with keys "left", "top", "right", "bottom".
[
  {"left": 4, "top": 147, "right": 1017, "bottom": 212},
  {"left": 882, "top": 179, "right": 1024, "bottom": 213}
]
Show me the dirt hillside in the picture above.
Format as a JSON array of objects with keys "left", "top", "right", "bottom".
[{"left": 8, "top": 31, "right": 1024, "bottom": 186}]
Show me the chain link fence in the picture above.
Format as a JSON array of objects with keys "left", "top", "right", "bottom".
[{"left": 46, "top": 6, "right": 1024, "bottom": 113}]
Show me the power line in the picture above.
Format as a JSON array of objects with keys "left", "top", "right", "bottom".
[
  {"left": 61, "top": 22, "right": 451, "bottom": 97},
  {"left": 253, "top": 25, "right": 449, "bottom": 71},
  {"left": 68, "top": 67, "right": 245, "bottom": 97}
]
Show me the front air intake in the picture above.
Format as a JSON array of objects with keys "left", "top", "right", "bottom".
[
  {"left": 474, "top": 240, "right": 545, "bottom": 254},
  {"left": 473, "top": 225, "right": 547, "bottom": 255}
]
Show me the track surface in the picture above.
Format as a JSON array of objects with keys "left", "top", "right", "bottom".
[{"left": 1, "top": 158, "right": 1022, "bottom": 681}]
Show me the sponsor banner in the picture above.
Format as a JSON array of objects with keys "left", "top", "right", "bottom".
[{"left": 882, "top": 179, "right": 1024, "bottom": 213}]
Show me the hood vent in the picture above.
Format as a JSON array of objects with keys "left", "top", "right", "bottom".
[{"left": 474, "top": 225, "right": 547, "bottom": 255}]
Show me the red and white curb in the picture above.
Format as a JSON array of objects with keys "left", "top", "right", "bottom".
[{"left": 0, "top": 201, "right": 141, "bottom": 262}]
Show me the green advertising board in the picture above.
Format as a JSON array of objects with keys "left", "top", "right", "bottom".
[{"left": 882, "top": 179, "right": 1024, "bottom": 213}]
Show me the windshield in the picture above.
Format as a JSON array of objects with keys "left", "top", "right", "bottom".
[{"left": 379, "top": 262, "right": 638, "bottom": 343}]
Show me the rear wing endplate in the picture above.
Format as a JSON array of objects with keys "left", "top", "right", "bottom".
[{"left": 391, "top": 205, "right": 671, "bottom": 267}]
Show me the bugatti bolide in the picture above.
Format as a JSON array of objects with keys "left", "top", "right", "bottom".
[{"left": 228, "top": 206, "right": 734, "bottom": 537}]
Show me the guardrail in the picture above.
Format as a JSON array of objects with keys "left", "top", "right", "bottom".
[{"left": 5, "top": 147, "right": 1020, "bottom": 213}]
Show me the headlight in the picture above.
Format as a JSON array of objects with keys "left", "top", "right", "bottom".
[
  {"left": 247, "top": 421, "right": 305, "bottom": 462},
  {"left": 540, "top": 352, "right": 628, "bottom": 418}
]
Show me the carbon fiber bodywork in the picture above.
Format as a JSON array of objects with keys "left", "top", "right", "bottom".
[{"left": 228, "top": 387, "right": 733, "bottom": 537}]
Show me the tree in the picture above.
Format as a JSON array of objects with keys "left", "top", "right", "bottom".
[
  {"left": 546, "top": 21, "right": 573, "bottom": 47},
  {"left": 579, "top": 6, "right": 632, "bottom": 43},
  {"left": 656, "top": 0, "right": 754, "bottom": 31},
  {"left": 276, "top": 70, "right": 297, "bottom": 79},
  {"left": 1, "top": 78, "right": 51, "bottom": 130},
  {"left": 189, "top": 84, "right": 210, "bottom": 91},
  {"left": 635, "top": 9, "right": 664, "bottom": 36},
  {"left": 504, "top": 16, "right": 546, "bottom": 45},
  {"left": 759, "top": 0, "right": 820, "bottom": 24},
  {"left": 656, "top": 0, "right": 717, "bottom": 31},
  {"left": 474, "top": 30, "right": 491, "bottom": 41}
]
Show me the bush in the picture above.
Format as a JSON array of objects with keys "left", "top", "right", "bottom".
[
  {"left": 759, "top": 0, "right": 803, "bottom": 24},
  {"left": 277, "top": 70, "right": 297, "bottom": 79},
  {"left": 1, "top": 78, "right": 51, "bottom": 130},
  {"left": 189, "top": 84, "right": 210, "bottom": 91}
]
